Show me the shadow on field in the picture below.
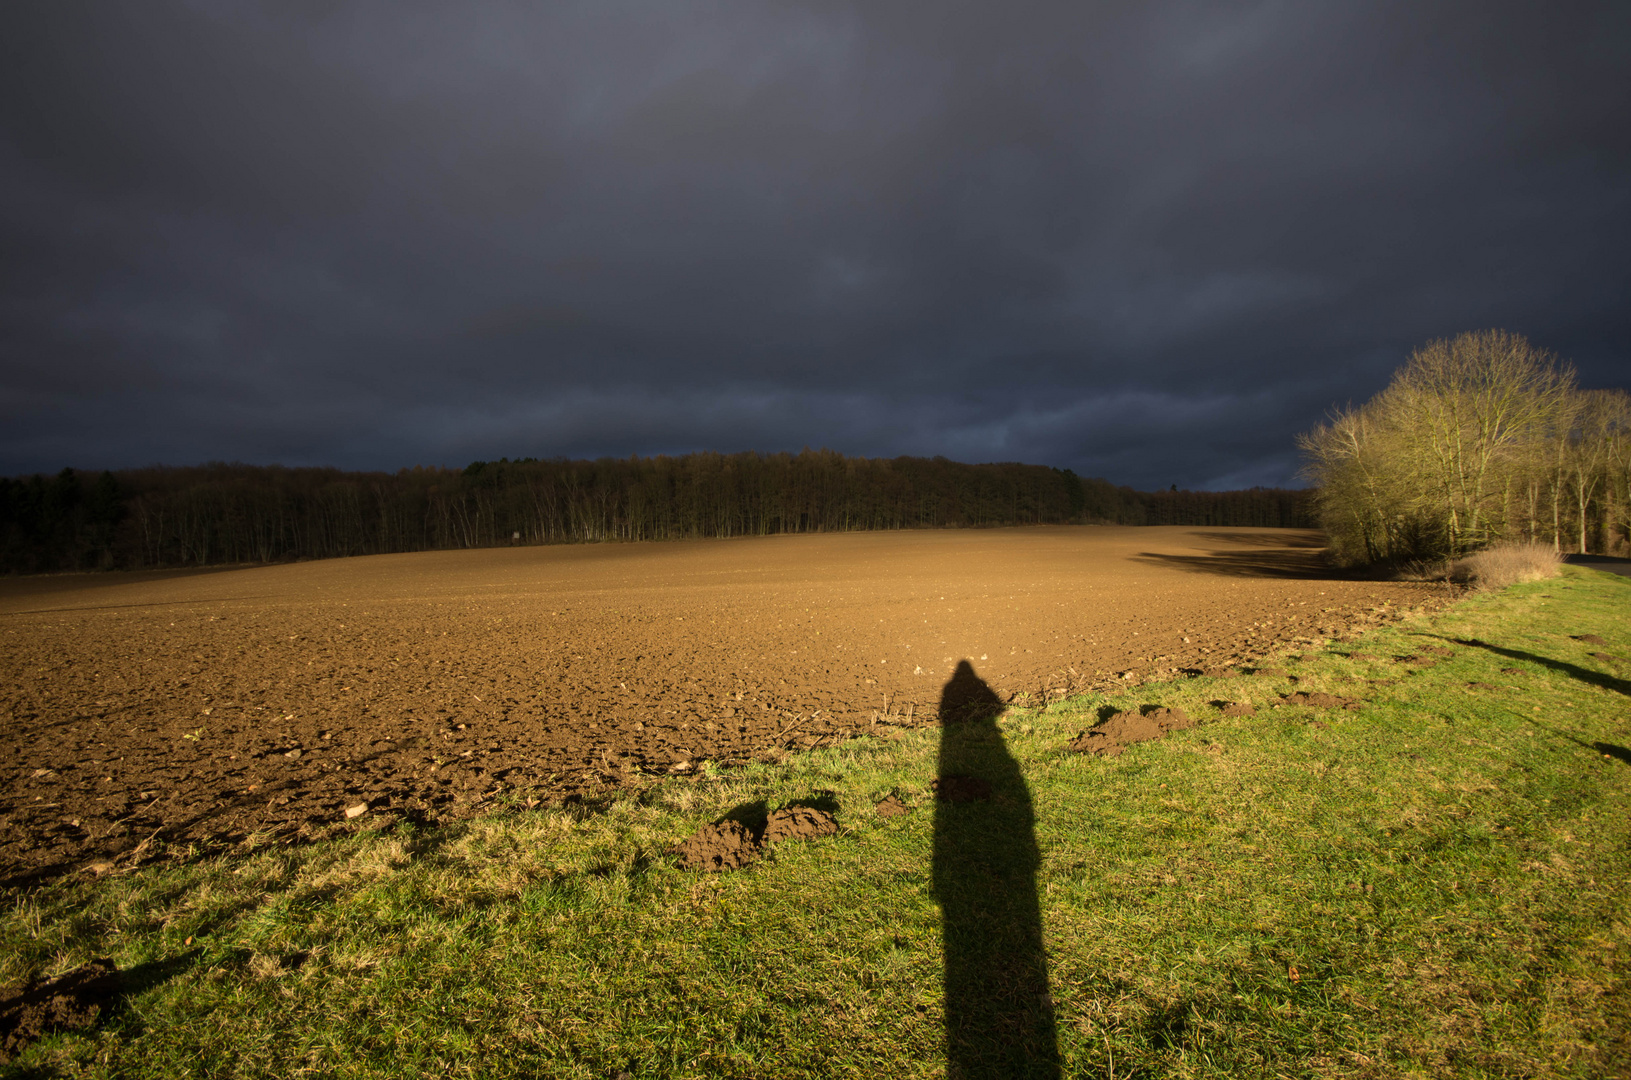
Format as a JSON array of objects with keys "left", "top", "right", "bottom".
[
  {"left": 1189, "top": 531, "right": 1326, "bottom": 549},
  {"left": 934, "top": 661, "right": 1059, "bottom": 1078},
  {"left": 1562, "top": 553, "right": 1631, "bottom": 578},
  {"left": 1594, "top": 743, "right": 1631, "bottom": 766},
  {"left": 1519, "top": 715, "right": 1631, "bottom": 768},
  {"left": 1450, "top": 639, "right": 1631, "bottom": 698},
  {"left": 1131, "top": 531, "right": 1334, "bottom": 579}
]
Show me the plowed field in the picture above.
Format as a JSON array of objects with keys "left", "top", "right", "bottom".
[{"left": 1, "top": 526, "right": 1448, "bottom": 882}]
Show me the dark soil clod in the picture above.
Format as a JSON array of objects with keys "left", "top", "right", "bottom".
[
  {"left": 672, "top": 820, "right": 760, "bottom": 872},
  {"left": 874, "top": 794, "right": 908, "bottom": 817},
  {"left": 762, "top": 806, "right": 838, "bottom": 844},
  {"left": 675, "top": 801, "right": 839, "bottom": 872},
  {"left": 0, "top": 958, "right": 119, "bottom": 1064},
  {"left": 933, "top": 775, "right": 993, "bottom": 803},
  {"left": 1066, "top": 707, "right": 1194, "bottom": 757},
  {"left": 1218, "top": 703, "right": 1255, "bottom": 718}
]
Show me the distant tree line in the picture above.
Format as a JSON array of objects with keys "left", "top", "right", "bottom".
[
  {"left": 1299, "top": 329, "right": 1631, "bottom": 566},
  {"left": 0, "top": 450, "right": 1312, "bottom": 574}
]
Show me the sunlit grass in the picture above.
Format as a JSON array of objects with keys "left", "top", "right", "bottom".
[{"left": 3, "top": 567, "right": 1628, "bottom": 1078}]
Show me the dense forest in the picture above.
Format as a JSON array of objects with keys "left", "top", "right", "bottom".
[
  {"left": 0, "top": 451, "right": 1311, "bottom": 574},
  {"left": 1301, "top": 330, "right": 1630, "bottom": 565}
]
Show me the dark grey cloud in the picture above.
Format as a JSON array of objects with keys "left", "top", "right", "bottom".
[{"left": 3, "top": 0, "right": 1627, "bottom": 488}]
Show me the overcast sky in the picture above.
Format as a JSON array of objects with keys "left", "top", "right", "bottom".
[{"left": 2, "top": 1, "right": 1627, "bottom": 490}]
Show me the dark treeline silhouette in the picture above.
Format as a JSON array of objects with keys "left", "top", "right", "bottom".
[{"left": 0, "top": 451, "right": 1313, "bottom": 573}]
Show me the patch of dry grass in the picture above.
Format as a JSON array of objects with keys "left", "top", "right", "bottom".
[{"left": 1450, "top": 542, "right": 1563, "bottom": 590}]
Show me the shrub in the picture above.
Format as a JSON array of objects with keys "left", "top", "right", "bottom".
[{"left": 1448, "top": 542, "right": 1563, "bottom": 590}]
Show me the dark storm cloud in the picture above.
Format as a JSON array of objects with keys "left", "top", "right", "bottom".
[{"left": 3, "top": 0, "right": 1627, "bottom": 488}]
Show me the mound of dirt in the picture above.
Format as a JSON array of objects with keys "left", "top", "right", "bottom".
[
  {"left": 1500, "top": 667, "right": 1524, "bottom": 675},
  {"left": 1203, "top": 667, "right": 1237, "bottom": 678},
  {"left": 1280, "top": 692, "right": 1361, "bottom": 711},
  {"left": 1590, "top": 652, "right": 1620, "bottom": 664},
  {"left": 1252, "top": 667, "right": 1289, "bottom": 677},
  {"left": 933, "top": 775, "right": 993, "bottom": 803},
  {"left": 672, "top": 820, "right": 760, "bottom": 872},
  {"left": 1575, "top": 634, "right": 1609, "bottom": 646},
  {"left": 1, "top": 958, "right": 118, "bottom": 1063},
  {"left": 1419, "top": 645, "right": 1455, "bottom": 657},
  {"left": 1217, "top": 702, "right": 1255, "bottom": 718},
  {"left": 674, "top": 801, "right": 841, "bottom": 871},
  {"left": 1398, "top": 655, "right": 1439, "bottom": 667},
  {"left": 1067, "top": 707, "right": 1195, "bottom": 757},
  {"left": 874, "top": 794, "right": 908, "bottom": 817},
  {"left": 763, "top": 806, "right": 838, "bottom": 844}
]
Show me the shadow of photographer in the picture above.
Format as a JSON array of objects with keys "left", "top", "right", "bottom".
[{"left": 933, "top": 660, "right": 1059, "bottom": 1078}]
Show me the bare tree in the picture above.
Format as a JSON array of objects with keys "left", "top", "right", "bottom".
[{"left": 1387, "top": 331, "right": 1576, "bottom": 556}]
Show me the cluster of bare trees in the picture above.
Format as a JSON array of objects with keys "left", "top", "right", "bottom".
[
  {"left": 1, "top": 450, "right": 1313, "bottom": 574},
  {"left": 1300, "top": 330, "right": 1631, "bottom": 566}
]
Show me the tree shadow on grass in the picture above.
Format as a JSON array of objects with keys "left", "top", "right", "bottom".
[
  {"left": 1445, "top": 638, "right": 1631, "bottom": 697},
  {"left": 933, "top": 661, "right": 1058, "bottom": 1078},
  {"left": 1593, "top": 743, "right": 1631, "bottom": 766},
  {"left": 1521, "top": 716, "right": 1631, "bottom": 768}
]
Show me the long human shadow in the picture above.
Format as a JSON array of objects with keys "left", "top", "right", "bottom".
[{"left": 933, "top": 661, "right": 1059, "bottom": 1078}]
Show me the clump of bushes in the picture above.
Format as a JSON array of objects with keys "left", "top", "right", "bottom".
[
  {"left": 1448, "top": 542, "right": 1562, "bottom": 590},
  {"left": 1299, "top": 329, "right": 1630, "bottom": 567}
]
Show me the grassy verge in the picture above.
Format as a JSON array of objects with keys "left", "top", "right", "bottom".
[{"left": 4, "top": 567, "right": 1629, "bottom": 1078}]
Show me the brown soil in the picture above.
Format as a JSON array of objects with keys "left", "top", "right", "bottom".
[
  {"left": 874, "top": 794, "right": 909, "bottom": 817},
  {"left": 1575, "top": 634, "right": 1610, "bottom": 646},
  {"left": 762, "top": 806, "right": 839, "bottom": 844},
  {"left": 672, "top": 820, "right": 759, "bottom": 872},
  {"left": 0, "top": 959, "right": 118, "bottom": 1063},
  {"left": 0, "top": 526, "right": 1448, "bottom": 883},
  {"left": 1590, "top": 652, "right": 1620, "bottom": 664},
  {"left": 1218, "top": 703, "right": 1255, "bottom": 718},
  {"left": 1067, "top": 707, "right": 1194, "bottom": 757},
  {"left": 672, "top": 805, "right": 838, "bottom": 871}
]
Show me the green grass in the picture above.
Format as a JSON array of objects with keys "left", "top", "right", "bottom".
[{"left": 4, "top": 566, "right": 1630, "bottom": 1078}]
